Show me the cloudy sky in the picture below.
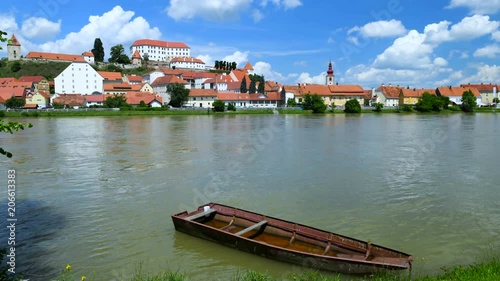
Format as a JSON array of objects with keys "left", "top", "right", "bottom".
[{"left": 0, "top": 0, "right": 499, "bottom": 88}]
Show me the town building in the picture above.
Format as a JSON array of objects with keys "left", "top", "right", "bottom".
[
  {"left": 326, "top": 61, "right": 335, "bottom": 85},
  {"left": 186, "top": 89, "right": 218, "bottom": 108},
  {"left": 460, "top": 83, "right": 498, "bottom": 105},
  {"left": 130, "top": 39, "right": 190, "bottom": 62},
  {"left": 151, "top": 75, "right": 188, "bottom": 105},
  {"left": 169, "top": 57, "right": 205, "bottom": 70},
  {"left": 82, "top": 52, "right": 95, "bottom": 64},
  {"left": 54, "top": 62, "right": 104, "bottom": 95},
  {"left": 7, "top": 34, "right": 21, "bottom": 61},
  {"left": 131, "top": 50, "right": 142, "bottom": 66},
  {"left": 436, "top": 86, "right": 482, "bottom": 106},
  {"left": 26, "top": 51, "right": 87, "bottom": 63}
]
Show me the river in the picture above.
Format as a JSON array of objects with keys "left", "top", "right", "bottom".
[{"left": 1, "top": 114, "right": 499, "bottom": 280}]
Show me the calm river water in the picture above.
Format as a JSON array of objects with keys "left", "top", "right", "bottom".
[{"left": 1, "top": 114, "right": 499, "bottom": 280}]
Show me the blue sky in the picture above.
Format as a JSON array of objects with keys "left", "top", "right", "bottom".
[{"left": 1, "top": 0, "right": 499, "bottom": 88}]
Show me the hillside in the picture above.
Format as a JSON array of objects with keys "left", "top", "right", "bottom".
[
  {"left": 0, "top": 59, "right": 71, "bottom": 80},
  {"left": 0, "top": 59, "right": 155, "bottom": 80}
]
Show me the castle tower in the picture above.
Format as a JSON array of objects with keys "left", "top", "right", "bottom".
[
  {"left": 326, "top": 60, "right": 335, "bottom": 85},
  {"left": 7, "top": 34, "right": 21, "bottom": 61}
]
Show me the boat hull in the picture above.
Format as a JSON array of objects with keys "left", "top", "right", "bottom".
[{"left": 172, "top": 203, "right": 412, "bottom": 275}]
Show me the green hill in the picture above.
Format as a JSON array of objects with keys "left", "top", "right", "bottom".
[{"left": 0, "top": 59, "right": 70, "bottom": 80}]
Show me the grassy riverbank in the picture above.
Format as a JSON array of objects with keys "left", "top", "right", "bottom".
[
  {"left": 1, "top": 106, "right": 498, "bottom": 118},
  {"left": 48, "top": 258, "right": 500, "bottom": 281}
]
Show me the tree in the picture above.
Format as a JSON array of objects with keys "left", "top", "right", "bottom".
[
  {"left": 302, "top": 94, "right": 326, "bottom": 113},
  {"left": 249, "top": 79, "right": 257, "bottom": 94},
  {"left": 373, "top": 102, "right": 384, "bottom": 112},
  {"left": 104, "top": 94, "right": 128, "bottom": 108},
  {"left": 139, "top": 100, "right": 147, "bottom": 107},
  {"left": 5, "top": 97, "right": 25, "bottom": 109},
  {"left": 10, "top": 61, "right": 21, "bottom": 72},
  {"left": 142, "top": 53, "right": 149, "bottom": 66},
  {"left": 231, "top": 62, "right": 237, "bottom": 70},
  {"left": 461, "top": 90, "right": 477, "bottom": 112},
  {"left": 91, "top": 38, "right": 105, "bottom": 62},
  {"left": 214, "top": 60, "right": 219, "bottom": 69},
  {"left": 1, "top": 120, "right": 33, "bottom": 158},
  {"left": 415, "top": 92, "right": 442, "bottom": 112},
  {"left": 0, "top": 29, "right": 7, "bottom": 50},
  {"left": 258, "top": 76, "right": 265, "bottom": 94},
  {"left": 213, "top": 100, "right": 225, "bottom": 112},
  {"left": 227, "top": 102, "right": 236, "bottom": 111},
  {"left": 344, "top": 99, "right": 361, "bottom": 113},
  {"left": 440, "top": 96, "right": 450, "bottom": 109},
  {"left": 240, "top": 76, "right": 248, "bottom": 93},
  {"left": 168, "top": 83, "right": 190, "bottom": 107},
  {"left": 493, "top": 97, "right": 500, "bottom": 104},
  {"left": 109, "top": 44, "right": 130, "bottom": 64},
  {"left": 287, "top": 98, "right": 297, "bottom": 107}
]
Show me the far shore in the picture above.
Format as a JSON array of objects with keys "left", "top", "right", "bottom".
[{"left": 1, "top": 106, "right": 498, "bottom": 118}]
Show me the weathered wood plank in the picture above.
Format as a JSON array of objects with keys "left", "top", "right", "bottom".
[
  {"left": 236, "top": 220, "right": 268, "bottom": 236},
  {"left": 186, "top": 208, "right": 216, "bottom": 221}
]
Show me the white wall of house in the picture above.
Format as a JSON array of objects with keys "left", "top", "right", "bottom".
[
  {"left": 55, "top": 62, "right": 103, "bottom": 95},
  {"left": 83, "top": 55, "right": 95, "bottom": 64},
  {"left": 148, "top": 72, "right": 166, "bottom": 85},
  {"left": 373, "top": 89, "right": 386, "bottom": 105},
  {"left": 170, "top": 60, "right": 205, "bottom": 70},
  {"left": 285, "top": 92, "right": 295, "bottom": 103},
  {"left": 186, "top": 96, "right": 216, "bottom": 108},
  {"left": 130, "top": 45, "right": 190, "bottom": 62}
]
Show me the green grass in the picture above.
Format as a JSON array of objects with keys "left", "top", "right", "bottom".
[{"left": 0, "top": 60, "right": 71, "bottom": 80}]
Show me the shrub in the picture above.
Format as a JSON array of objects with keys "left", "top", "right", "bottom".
[
  {"left": 373, "top": 102, "right": 384, "bottom": 112},
  {"left": 401, "top": 104, "right": 413, "bottom": 112},
  {"left": 0, "top": 110, "right": 5, "bottom": 118},
  {"left": 212, "top": 100, "right": 225, "bottom": 112},
  {"left": 227, "top": 102, "right": 236, "bottom": 111},
  {"left": 344, "top": 99, "right": 361, "bottom": 113}
]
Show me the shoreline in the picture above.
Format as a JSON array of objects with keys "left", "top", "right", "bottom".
[{"left": 1, "top": 107, "right": 498, "bottom": 118}]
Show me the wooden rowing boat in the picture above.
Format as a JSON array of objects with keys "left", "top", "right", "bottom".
[{"left": 171, "top": 203, "right": 412, "bottom": 274}]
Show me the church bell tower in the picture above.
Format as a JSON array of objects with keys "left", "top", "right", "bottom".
[{"left": 326, "top": 60, "right": 335, "bottom": 85}]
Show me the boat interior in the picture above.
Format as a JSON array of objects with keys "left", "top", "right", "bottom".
[{"left": 182, "top": 206, "right": 409, "bottom": 266}]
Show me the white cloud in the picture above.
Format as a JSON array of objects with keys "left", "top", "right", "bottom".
[
  {"left": 435, "top": 71, "right": 465, "bottom": 87},
  {"left": 474, "top": 44, "right": 500, "bottom": 58},
  {"left": 349, "top": 20, "right": 407, "bottom": 38},
  {"left": 460, "top": 64, "right": 500, "bottom": 84},
  {"left": 32, "top": 6, "right": 161, "bottom": 55},
  {"left": 0, "top": 14, "right": 19, "bottom": 33},
  {"left": 21, "top": 17, "right": 61, "bottom": 41},
  {"left": 252, "top": 9, "right": 264, "bottom": 23},
  {"left": 492, "top": 31, "right": 500, "bottom": 41},
  {"left": 253, "top": 61, "right": 285, "bottom": 81},
  {"left": 434, "top": 57, "right": 448, "bottom": 67},
  {"left": 222, "top": 51, "right": 249, "bottom": 66},
  {"left": 262, "top": 0, "right": 302, "bottom": 9},
  {"left": 447, "top": 0, "right": 500, "bottom": 14},
  {"left": 424, "top": 15, "right": 499, "bottom": 44},
  {"left": 166, "top": 0, "right": 252, "bottom": 21},
  {"left": 296, "top": 72, "right": 326, "bottom": 84},
  {"left": 374, "top": 30, "right": 434, "bottom": 69},
  {"left": 196, "top": 54, "right": 213, "bottom": 66}
]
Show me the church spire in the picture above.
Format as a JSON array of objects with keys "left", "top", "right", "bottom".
[{"left": 326, "top": 60, "right": 335, "bottom": 85}]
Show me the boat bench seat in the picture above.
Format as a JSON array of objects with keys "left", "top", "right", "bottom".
[
  {"left": 185, "top": 208, "right": 216, "bottom": 221},
  {"left": 236, "top": 220, "right": 268, "bottom": 236}
]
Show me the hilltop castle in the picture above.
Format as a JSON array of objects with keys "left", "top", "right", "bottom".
[{"left": 7, "top": 34, "right": 21, "bottom": 61}]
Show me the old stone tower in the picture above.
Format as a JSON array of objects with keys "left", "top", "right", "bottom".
[
  {"left": 7, "top": 34, "right": 21, "bottom": 61},
  {"left": 326, "top": 60, "right": 335, "bottom": 85}
]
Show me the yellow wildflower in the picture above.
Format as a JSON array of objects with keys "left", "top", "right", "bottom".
[
  {"left": 65, "top": 264, "right": 72, "bottom": 271},
  {"left": 81, "top": 276, "right": 86, "bottom": 281}
]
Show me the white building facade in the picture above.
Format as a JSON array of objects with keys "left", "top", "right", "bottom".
[
  {"left": 130, "top": 39, "right": 190, "bottom": 62},
  {"left": 55, "top": 62, "right": 104, "bottom": 95},
  {"left": 170, "top": 57, "right": 205, "bottom": 70}
]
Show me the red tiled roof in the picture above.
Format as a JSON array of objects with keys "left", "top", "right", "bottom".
[
  {"left": 460, "top": 83, "right": 498, "bottom": 92},
  {"left": 19, "top": 76, "right": 45, "bottom": 83},
  {"left": 98, "top": 71, "right": 123, "bottom": 81},
  {"left": 363, "top": 90, "right": 372, "bottom": 100},
  {"left": 126, "top": 75, "right": 143, "bottom": 83},
  {"left": 0, "top": 78, "right": 17, "bottom": 86},
  {"left": 244, "top": 62, "right": 254, "bottom": 70},
  {"left": 189, "top": 89, "right": 218, "bottom": 97},
  {"left": 125, "top": 92, "right": 163, "bottom": 105},
  {"left": 328, "top": 84, "right": 364, "bottom": 95},
  {"left": 82, "top": 51, "right": 94, "bottom": 57},
  {"left": 53, "top": 94, "right": 85, "bottom": 106},
  {"left": 0, "top": 96, "right": 5, "bottom": 103},
  {"left": 131, "top": 39, "right": 189, "bottom": 49},
  {"left": 437, "top": 86, "right": 481, "bottom": 97},
  {"left": 8, "top": 35, "right": 21, "bottom": 46},
  {"left": 85, "top": 95, "right": 105, "bottom": 102},
  {"left": 170, "top": 57, "right": 205, "bottom": 64},
  {"left": 24, "top": 104, "right": 38, "bottom": 109},
  {"left": 131, "top": 50, "right": 142, "bottom": 59},
  {"left": 151, "top": 75, "right": 187, "bottom": 86},
  {"left": 26, "top": 52, "right": 86, "bottom": 62}
]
